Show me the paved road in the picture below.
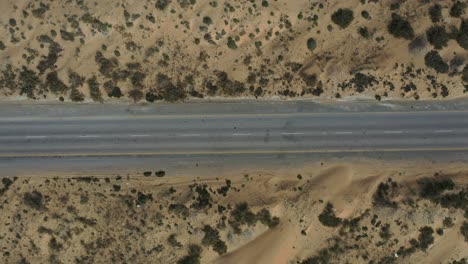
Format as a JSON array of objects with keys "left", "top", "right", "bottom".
[
  {"left": 1, "top": 102, "right": 468, "bottom": 176},
  {"left": 0, "top": 111, "right": 468, "bottom": 157}
]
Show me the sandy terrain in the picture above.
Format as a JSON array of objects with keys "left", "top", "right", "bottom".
[
  {"left": 0, "top": 0, "right": 466, "bottom": 102},
  {"left": 1, "top": 160, "right": 467, "bottom": 263}
]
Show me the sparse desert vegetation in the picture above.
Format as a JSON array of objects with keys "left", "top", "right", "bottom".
[
  {"left": 0, "top": 162, "right": 467, "bottom": 263},
  {"left": 0, "top": 0, "right": 466, "bottom": 102}
]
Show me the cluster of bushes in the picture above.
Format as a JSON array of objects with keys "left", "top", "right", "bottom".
[
  {"left": 37, "top": 42, "right": 62, "bottom": 74},
  {"left": 81, "top": 13, "right": 112, "bottom": 34},
  {"left": 429, "top": 4, "right": 442, "bottom": 23},
  {"left": 157, "top": 73, "right": 186, "bottom": 102},
  {"left": 68, "top": 71, "right": 85, "bottom": 89},
  {"left": 425, "top": 50, "right": 448, "bottom": 73},
  {"left": 426, "top": 26, "right": 449, "bottom": 50},
  {"left": 87, "top": 76, "right": 103, "bottom": 102},
  {"left": 340, "top": 72, "right": 378, "bottom": 93},
  {"left": 228, "top": 202, "right": 279, "bottom": 234},
  {"left": 190, "top": 184, "right": 212, "bottom": 210},
  {"left": 373, "top": 178, "right": 399, "bottom": 207},
  {"left": 201, "top": 225, "right": 227, "bottom": 255},
  {"left": 177, "top": 244, "right": 202, "bottom": 264},
  {"left": 397, "top": 226, "right": 435, "bottom": 257},
  {"left": 215, "top": 71, "right": 246, "bottom": 96},
  {"left": 450, "top": 1, "right": 466, "bottom": 18},
  {"left": 45, "top": 71, "right": 69, "bottom": 94},
  {"left": 19, "top": 67, "right": 41, "bottom": 98},
  {"left": 167, "top": 234, "right": 182, "bottom": 248},
  {"left": 318, "top": 203, "right": 342, "bottom": 227},
  {"left": 301, "top": 238, "right": 344, "bottom": 264},
  {"left": 417, "top": 176, "right": 454, "bottom": 199}
]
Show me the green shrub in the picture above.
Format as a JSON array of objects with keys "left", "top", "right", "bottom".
[
  {"left": 201, "top": 225, "right": 227, "bottom": 255},
  {"left": 9, "top": 18, "right": 17, "bottom": 27},
  {"left": 167, "top": 234, "right": 182, "bottom": 248},
  {"left": 136, "top": 192, "right": 152, "bottom": 206},
  {"left": 128, "top": 89, "right": 143, "bottom": 102},
  {"left": 417, "top": 226, "right": 434, "bottom": 251},
  {"left": 429, "top": 4, "right": 442, "bottom": 23},
  {"left": 87, "top": 76, "right": 103, "bottom": 102},
  {"left": 202, "top": 16, "right": 212, "bottom": 25},
  {"left": 145, "top": 92, "right": 162, "bottom": 102},
  {"left": 45, "top": 71, "right": 69, "bottom": 94},
  {"left": 229, "top": 202, "right": 257, "bottom": 233},
  {"left": 373, "top": 179, "right": 398, "bottom": 207},
  {"left": 157, "top": 74, "right": 186, "bottom": 102},
  {"left": 443, "top": 217, "right": 454, "bottom": 228},
  {"left": 70, "top": 88, "right": 85, "bottom": 102},
  {"left": 331, "top": 8, "right": 354, "bottom": 29},
  {"left": 227, "top": 37, "right": 238, "bottom": 49},
  {"left": 424, "top": 50, "right": 449, "bottom": 73},
  {"left": 426, "top": 26, "right": 450, "bottom": 49},
  {"left": 216, "top": 71, "right": 245, "bottom": 96},
  {"left": 32, "top": 6, "right": 48, "bottom": 19},
  {"left": 168, "top": 203, "right": 189, "bottom": 217},
  {"left": 417, "top": 176, "right": 454, "bottom": 199},
  {"left": 461, "top": 222, "right": 468, "bottom": 242},
  {"left": 463, "top": 65, "right": 468, "bottom": 82},
  {"left": 60, "top": 30, "right": 75, "bottom": 41},
  {"left": 177, "top": 244, "right": 202, "bottom": 264},
  {"left": 130, "top": 71, "right": 146, "bottom": 88},
  {"left": 361, "top": 10, "right": 370, "bottom": 20},
  {"left": 155, "top": 170, "right": 166, "bottom": 177},
  {"left": 37, "top": 42, "right": 62, "bottom": 74},
  {"left": 81, "top": 13, "right": 112, "bottom": 34},
  {"left": 108, "top": 86, "right": 122, "bottom": 98},
  {"left": 438, "top": 190, "right": 467, "bottom": 209},
  {"left": 358, "top": 27, "right": 370, "bottom": 39},
  {"left": 318, "top": 203, "right": 342, "bottom": 227},
  {"left": 457, "top": 19, "right": 468, "bottom": 50},
  {"left": 0, "top": 64, "right": 17, "bottom": 91},
  {"left": 95, "top": 51, "right": 118, "bottom": 78},
  {"left": 256, "top": 208, "right": 280, "bottom": 228},
  {"left": 156, "top": 0, "right": 171, "bottom": 10},
  {"left": 68, "top": 71, "right": 85, "bottom": 88},
  {"left": 450, "top": 1, "right": 466, "bottom": 18},
  {"left": 19, "top": 67, "right": 41, "bottom": 98},
  {"left": 177, "top": 0, "right": 196, "bottom": 8},
  {"left": 0, "top": 41, "right": 5, "bottom": 50},
  {"left": 306, "top": 38, "right": 317, "bottom": 51},
  {"left": 23, "top": 191, "right": 44, "bottom": 210},
  {"left": 388, "top": 13, "right": 414, "bottom": 40},
  {"left": 191, "top": 184, "right": 212, "bottom": 209},
  {"left": 390, "top": 3, "right": 400, "bottom": 10}
]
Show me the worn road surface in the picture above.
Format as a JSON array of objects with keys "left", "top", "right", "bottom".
[{"left": 0, "top": 101, "right": 467, "bottom": 176}]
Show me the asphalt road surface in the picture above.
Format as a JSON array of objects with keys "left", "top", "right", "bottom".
[{"left": 0, "top": 102, "right": 467, "bottom": 176}]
